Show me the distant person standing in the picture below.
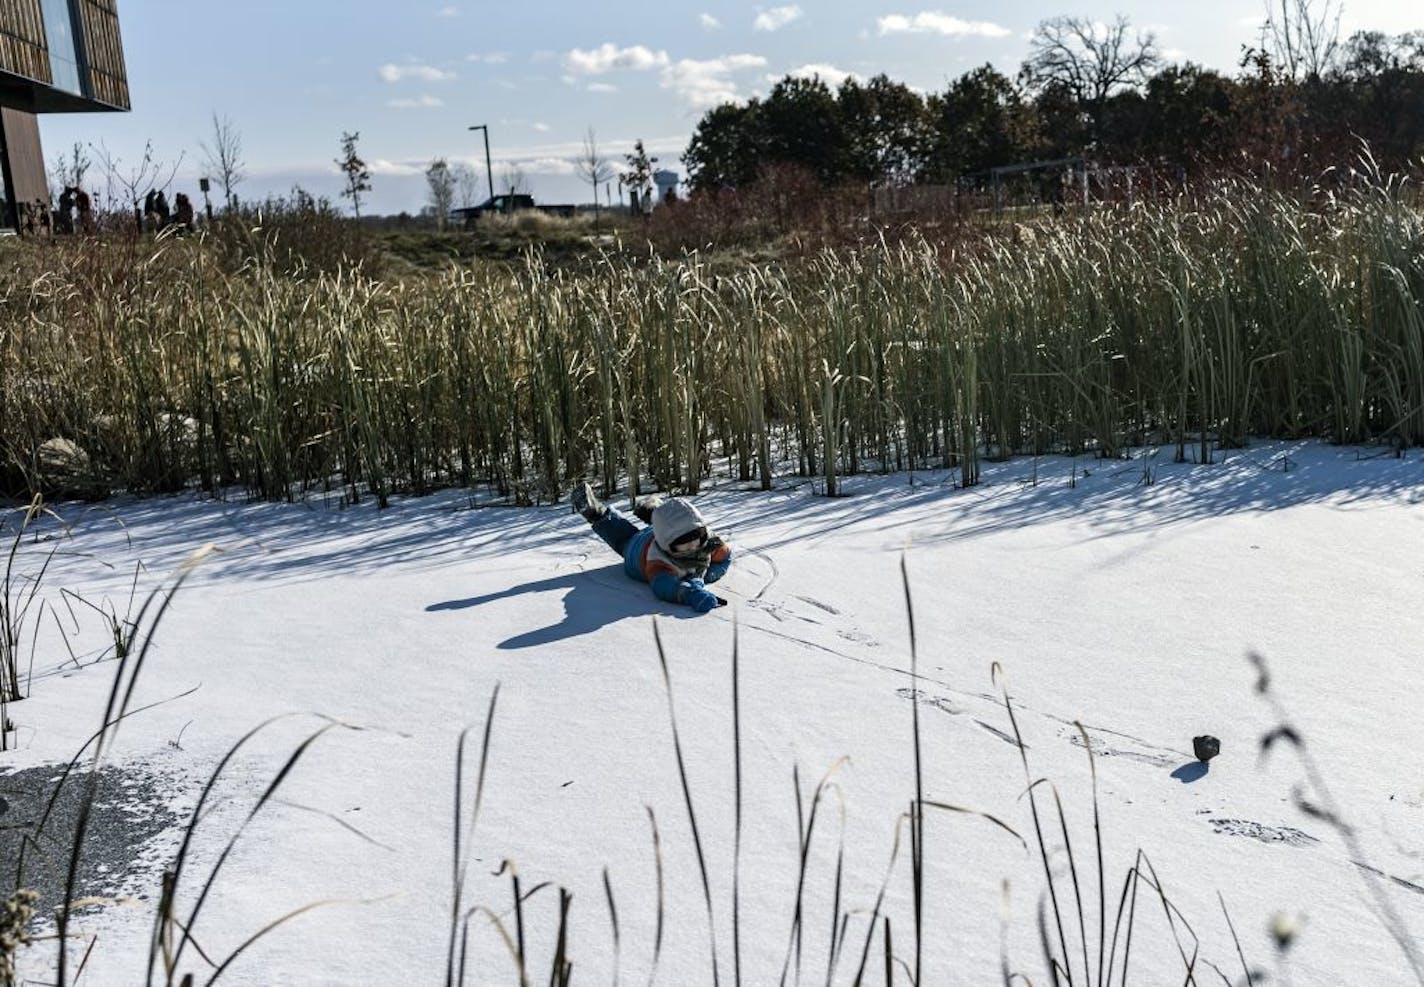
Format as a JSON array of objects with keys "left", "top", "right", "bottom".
[
  {"left": 143, "top": 189, "right": 156, "bottom": 231},
  {"left": 57, "top": 186, "right": 76, "bottom": 233},
  {"left": 172, "top": 192, "right": 194, "bottom": 231},
  {"left": 154, "top": 189, "right": 170, "bottom": 229},
  {"left": 75, "top": 187, "right": 93, "bottom": 233}
]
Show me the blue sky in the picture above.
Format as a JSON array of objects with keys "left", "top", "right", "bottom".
[{"left": 43, "top": 1, "right": 1422, "bottom": 215}]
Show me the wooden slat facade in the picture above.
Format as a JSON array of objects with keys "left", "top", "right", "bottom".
[
  {"left": 0, "top": 0, "right": 128, "bottom": 230},
  {"left": 78, "top": 0, "right": 126, "bottom": 109},
  {"left": 0, "top": 0, "right": 52, "bottom": 86},
  {"left": 0, "top": 0, "right": 128, "bottom": 107}
]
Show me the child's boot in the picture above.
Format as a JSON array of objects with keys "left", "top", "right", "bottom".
[
  {"left": 571, "top": 481, "right": 606, "bottom": 522},
  {"left": 632, "top": 495, "right": 663, "bottom": 524}
]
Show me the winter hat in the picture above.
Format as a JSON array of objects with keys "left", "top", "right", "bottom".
[{"left": 651, "top": 497, "right": 707, "bottom": 553}]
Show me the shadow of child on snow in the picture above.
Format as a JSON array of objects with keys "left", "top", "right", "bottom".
[{"left": 426, "top": 564, "right": 697, "bottom": 649}]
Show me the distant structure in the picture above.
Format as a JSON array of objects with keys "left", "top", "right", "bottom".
[
  {"left": 0, "top": 0, "right": 129, "bottom": 231},
  {"left": 652, "top": 169, "right": 679, "bottom": 205}
]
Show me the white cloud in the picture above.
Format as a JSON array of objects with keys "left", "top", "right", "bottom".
[
  {"left": 437, "top": 5, "right": 459, "bottom": 16},
  {"left": 784, "top": 63, "right": 859, "bottom": 87},
  {"left": 379, "top": 63, "right": 457, "bottom": 83},
  {"left": 660, "top": 54, "right": 768, "bottom": 109},
  {"left": 532, "top": 122, "right": 550, "bottom": 132},
  {"left": 588, "top": 82, "right": 619, "bottom": 93},
  {"left": 754, "top": 5, "right": 802, "bottom": 32},
  {"left": 563, "top": 43, "right": 670, "bottom": 75},
  {"left": 368, "top": 159, "right": 427, "bottom": 176},
  {"left": 466, "top": 51, "right": 509, "bottom": 64},
  {"left": 876, "top": 12, "right": 1011, "bottom": 38},
  {"left": 386, "top": 94, "right": 445, "bottom": 109},
  {"left": 514, "top": 156, "right": 577, "bottom": 177},
  {"left": 1162, "top": 47, "right": 1187, "bottom": 61},
  {"left": 699, "top": 13, "right": 721, "bottom": 30}
]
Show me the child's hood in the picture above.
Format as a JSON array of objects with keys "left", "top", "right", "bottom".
[{"left": 651, "top": 497, "right": 706, "bottom": 552}]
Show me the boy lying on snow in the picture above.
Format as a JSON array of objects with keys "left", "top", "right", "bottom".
[{"left": 571, "top": 481, "right": 732, "bottom": 613}]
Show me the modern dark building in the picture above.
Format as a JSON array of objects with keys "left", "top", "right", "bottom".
[{"left": 0, "top": 0, "right": 128, "bottom": 230}]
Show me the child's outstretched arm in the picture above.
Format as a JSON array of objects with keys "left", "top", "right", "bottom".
[
  {"left": 649, "top": 568, "right": 724, "bottom": 612},
  {"left": 703, "top": 537, "right": 732, "bottom": 584}
]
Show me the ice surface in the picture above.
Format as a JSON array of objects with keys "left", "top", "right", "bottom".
[{"left": 7, "top": 440, "right": 1423, "bottom": 985}]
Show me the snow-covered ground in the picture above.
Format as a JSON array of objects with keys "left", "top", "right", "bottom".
[{"left": 5, "top": 440, "right": 1424, "bottom": 985}]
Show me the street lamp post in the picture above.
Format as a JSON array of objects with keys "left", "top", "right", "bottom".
[{"left": 468, "top": 125, "right": 495, "bottom": 204}]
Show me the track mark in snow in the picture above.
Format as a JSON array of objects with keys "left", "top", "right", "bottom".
[
  {"left": 744, "top": 548, "right": 779, "bottom": 602},
  {"left": 1209, "top": 818, "right": 1319, "bottom": 847},
  {"left": 748, "top": 598, "right": 823, "bottom": 627},
  {"left": 838, "top": 629, "right": 879, "bottom": 647},
  {"left": 1067, "top": 728, "right": 1178, "bottom": 768},
  {"left": 748, "top": 600, "right": 788, "bottom": 623},
  {"left": 741, "top": 620, "right": 899, "bottom": 677},
  {"left": 795, "top": 595, "right": 840, "bottom": 615},
  {"left": 896, "top": 691, "right": 1022, "bottom": 747},
  {"left": 557, "top": 550, "right": 592, "bottom": 573},
  {"left": 897, "top": 687, "right": 962, "bottom": 716},
  {"left": 1353, "top": 861, "right": 1424, "bottom": 897}
]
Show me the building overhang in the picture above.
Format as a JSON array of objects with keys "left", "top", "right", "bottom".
[{"left": 0, "top": 70, "right": 125, "bottom": 113}]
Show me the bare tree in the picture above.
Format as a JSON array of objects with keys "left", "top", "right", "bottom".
[
  {"left": 426, "top": 157, "right": 457, "bottom": 230},
  {"left": 1263, "top": 0, "right": 1342, "bottom": 80},
  {"left": 199, "top": 113, "right": 245, "bottom": 210},
  {"left": 1023, "top": 15, "right": 1160, "bottom": 141},
  {"left": 575, "top": 127, "right": 616, "bottom": 223},
  {"left": 93, "top": 140, "right": 183, "bottom": 232},
  {"left": 336, "top": 131, "right": 372, "bottom": 218},
  {"left": 49, "top": 141, "right": 90, "bottom": 200},
  {"left": 451, "top": 161, "right": 483, "bottom": 208},
  {"left": 499, "top": 162, "right": 530, "bottom": 197}
]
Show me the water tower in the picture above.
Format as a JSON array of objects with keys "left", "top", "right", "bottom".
[{"left": 653, "top": 169, "right": 680, "bottom": 204}]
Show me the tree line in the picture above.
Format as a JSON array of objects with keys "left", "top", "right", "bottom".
[{"left": 682, "top": 11, "right": 1424, "bottom": 192}]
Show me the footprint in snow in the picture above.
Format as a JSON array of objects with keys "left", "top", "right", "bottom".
[
  {"left": 1210, "top": 818, "right": 1319, "bottom": 847},
  {"left": 897, "top": 687, "right": 961, "bottom": 717}
]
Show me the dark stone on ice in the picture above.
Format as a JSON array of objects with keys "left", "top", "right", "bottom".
[{"left": 1193, "top": 735, "right": 1221, "bottom": 762}]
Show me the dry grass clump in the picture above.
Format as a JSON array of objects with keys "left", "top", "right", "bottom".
[{"left": 0, "top": 176, "right": 1420, "bottom": 504}]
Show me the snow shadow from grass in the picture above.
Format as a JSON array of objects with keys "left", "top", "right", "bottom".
[
  {"left": 25, "top": 440, "right": 1419, "bottom": 589},
  {"left": 706, "top": 441, "right": 1424, "bottom": 552},
  {"left": 426, "top": 563, "right": 697, "bottom": 648},
  {"left": 31, "top": 491, "right": 578, "bottom": 588}
]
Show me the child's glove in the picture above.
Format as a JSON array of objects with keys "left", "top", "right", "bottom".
[
  {"left": 683, "top": 578, "right": 721, "bottom": 613},
  {"left": 690, "top": 592, "right": 720, "bottom": 613}
]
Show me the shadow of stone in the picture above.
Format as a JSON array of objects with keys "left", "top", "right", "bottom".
[{"left": 1170, "top": 761, "right": 1209, "bottom": 784}]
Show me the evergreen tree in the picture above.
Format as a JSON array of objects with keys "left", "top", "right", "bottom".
[{"left": 336, "top": 131, "right": 371, "bottom": 218}]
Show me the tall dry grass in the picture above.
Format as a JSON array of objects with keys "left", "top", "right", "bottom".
[{"left": 2, "top": 176, "right": 1421, "bottom": 505}]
